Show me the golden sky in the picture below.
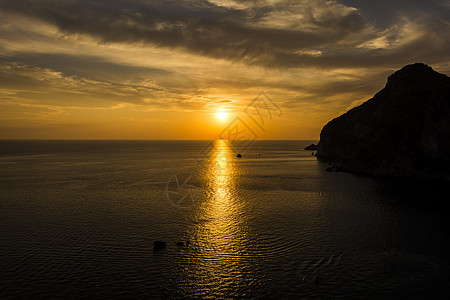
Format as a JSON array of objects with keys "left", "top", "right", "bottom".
[{"left": 0, "top": 0, "right": 449, "bottom": 139}]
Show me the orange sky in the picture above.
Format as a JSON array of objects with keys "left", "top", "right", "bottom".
[{"left": 0, "top": 0, "right": 449, "bottom": 139}]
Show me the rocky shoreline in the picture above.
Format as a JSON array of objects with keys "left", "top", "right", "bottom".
[{"left": 315, "top": 63, "right": 450, "bottom": 180}]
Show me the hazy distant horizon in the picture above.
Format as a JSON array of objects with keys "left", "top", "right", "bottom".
[{"left": 0, "top": 138, "right": 319, "bottom": 141}]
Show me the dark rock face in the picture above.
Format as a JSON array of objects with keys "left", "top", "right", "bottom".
[
  {"left": 316, "top": 63, "right": 450, "bottom": 179},
  {"left": 304, "top": 144, "right": 318, "bottom": 150},
  {"left": 153, "top": 241, "right": 166, "bottom": 250}
]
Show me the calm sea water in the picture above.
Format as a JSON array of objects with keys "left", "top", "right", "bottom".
[{"left": 1, "top": 140, "right": 449, "bottom": 299}]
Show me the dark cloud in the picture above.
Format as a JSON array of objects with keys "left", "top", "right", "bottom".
[
  {"left": 0, "top": 53, "right": 172, "bottom": 86},
  {"left": 0, "top": 62, "right": 171, "bottom": 107},
  {"left": 1, "top": 0, "right": 447, "bottom": 70},
  {"left": 341, "top": 0, "right": 449, "bottom": 27},
  {"left": 0, "top": 0, "right": 417, "bottom": 68},
  {"left": 0, "top": 53, "right": 171, "bottom": 82}
]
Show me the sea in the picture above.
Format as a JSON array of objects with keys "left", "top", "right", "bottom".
[{"left": 1, "top": 140, "right": 449, "bottom": 299}]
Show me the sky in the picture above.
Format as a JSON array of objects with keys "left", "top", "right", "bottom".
[{"left": 0, "top": 0, "right": 449, "bottom": 140}]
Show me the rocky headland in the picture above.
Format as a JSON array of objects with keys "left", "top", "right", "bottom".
[{"left": 316, "top": 63, "right": 450, "bottom": 179}]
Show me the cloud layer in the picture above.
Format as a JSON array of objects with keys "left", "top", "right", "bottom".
[
  {"left": 2, "top": 0, "right": 448, "bottom": 68},
  {"left": 0, "top": 0, "right": 449, "bottom": 138}
]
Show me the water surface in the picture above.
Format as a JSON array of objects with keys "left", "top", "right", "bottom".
[{"left": 1, "top": 140, "right": 449, "bottom": 298}]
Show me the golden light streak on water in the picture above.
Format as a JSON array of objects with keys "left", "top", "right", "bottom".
[{"left": 177, "top": 140, "right": 257, "bottom": 297}]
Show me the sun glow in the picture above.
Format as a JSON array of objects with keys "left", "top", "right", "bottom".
[{"left": 216, "top": 111, "right": 228, "bottom": 121}]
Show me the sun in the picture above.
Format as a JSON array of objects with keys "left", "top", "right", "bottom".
[{"left": 216, "top": 112, "right": 227, "bottom": 121}]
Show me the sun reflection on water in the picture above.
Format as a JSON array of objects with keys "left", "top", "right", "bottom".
[
  {"left": 206, "top": 139, "right": 234, "bottom": 218},
  {"left": 175, "top": 140, "right": 259, "bottom": 298}
]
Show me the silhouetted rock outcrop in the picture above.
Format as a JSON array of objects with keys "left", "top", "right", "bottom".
[
  {"left": 316, "top": 63, "right": 450, "bottom": 179},
  {"left": 304, "top": 144, "right": 318, "bottom": 150},
  {"left": 153, "top": 241, "right": 166, "bottom": 250}
]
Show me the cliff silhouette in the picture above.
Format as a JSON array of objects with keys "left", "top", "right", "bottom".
[{"left": 316, "top": 63, "right": 450, "bottom": 179}]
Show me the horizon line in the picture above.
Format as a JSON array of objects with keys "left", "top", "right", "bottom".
[{"left": 0, "top": 138, "right": 319, "bottom": 141}]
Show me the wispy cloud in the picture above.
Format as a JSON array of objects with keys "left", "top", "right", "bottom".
[
  {"left": 1, "top": 0, "right": 447, "bottom": 68},
  {"left": 0, "top": 0, "right": 448, "bottom": 138}
]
